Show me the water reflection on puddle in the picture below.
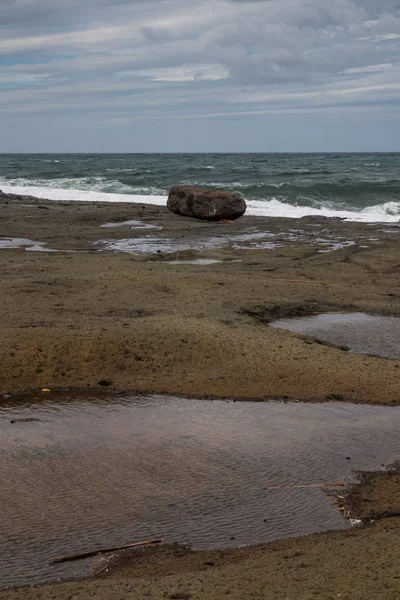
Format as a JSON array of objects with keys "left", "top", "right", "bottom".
[
  {"left": 100, "top": 219, "right": 160, "bottom": 229},
  {"left": 100, "top": 231, "right": 278, "bottom": 254},
  {"left": 0, "top": 237, "right": 57, "bottom": 252},
  {"left": 270, "top": 313, "right": 400, "bottom": 359},
  {"left": 165, "top": 258, "right": 223, "bottom": 265},
  {"left": 98, "top": 227, "right": 367, "bottom": 256},
  {"left": 2, "top": 393, "right": 400, "bottom": 588},
  {"left": 317, "top": 240, "right": 356, "bottom": 253},
  {"left": 163, "top": 259, "right": 242, "bottom": 265}
]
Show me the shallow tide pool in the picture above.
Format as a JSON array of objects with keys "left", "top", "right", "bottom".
[
  {"left": 0, "top": 237, "right": 56, "bottom": 252},
  {"left": 2, "top": 394, "right": 400, "bottom": 589},
  {"left": 270, "top": 312, "right": 400, "bottom": 359}
]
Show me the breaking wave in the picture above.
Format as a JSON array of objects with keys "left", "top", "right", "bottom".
[
  {"left": 0, "top": 152, "right": 399, "bottom": 222},
  {"left": 1, "top": 181, "right": 399, "bottom": 222}
]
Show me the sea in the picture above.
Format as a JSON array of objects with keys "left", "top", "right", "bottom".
[{"left": 0, "top": 153, "right": 399, "bottom": 222}]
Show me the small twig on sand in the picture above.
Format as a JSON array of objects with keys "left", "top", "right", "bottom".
[
  {"left": 49, "top": 539, "right": 162, "bottom": 564},
  {"left": 265, "top": 482, "right": 345, "bottom": 490},
  {"left": 94, "top": 563, "right": 110, "bottom": 576}
]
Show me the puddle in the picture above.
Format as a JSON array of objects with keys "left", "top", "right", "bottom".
[
  {"left": 98, "top": 228, "right": 371, "bottom": 256},
  {"left": 100, "top": 220, "right": 160, "bottom": 229},
  {"left": 0, "top": 237, "right": 57, "bottom": 252},
  {"left": 25, "top": 244, "right": 58, "bottom": 252},
  {"left": 100, "top": 235, "right": 215, "bottom": 254},
  {"left": 270, "top": 313, "right": 400, "bottom": 359},
  {"left": 285, "top": 232, "right": 357, "bottom": 253},
  {"left": 165, "top": 259, "right": 223, "bottom": 265},
  {"left": 99, "top": 231, "right": 277, "bottom": 254},
  {"left": 317, "top": 240, "right": 356, "bottom": 253},
  {"left": 2, "top": 393, "right": 400, "bottom": 588},
  {"left": 0, "top": 238, "right": 91, "bottom": 253},
  {"left": 233, "top": 240, "right": 279, "bottom": 250},
  {"left": 163, "top": 259, "right": 242, "bottom": 265}
]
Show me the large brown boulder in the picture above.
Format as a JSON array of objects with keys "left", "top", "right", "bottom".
[{"left": 167, "top": 185, "right": 246, "bottom": 221}]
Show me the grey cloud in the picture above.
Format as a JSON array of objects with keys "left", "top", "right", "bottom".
[
  {"left": 0, "top": 0, "right": 92, "bottom": 33},
  {"left": 0, "top": 0, "right": 399, "bottom": 151},
  {"left": 141, "top": 26, "right": 172, "bottom": 43},
  {"left": 0, "top": 0, "right": 147, "bottom": 41}
]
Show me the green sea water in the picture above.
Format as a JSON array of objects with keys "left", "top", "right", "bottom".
[{"left": 1, "top": 153, "right": 399, "bottom": 220}]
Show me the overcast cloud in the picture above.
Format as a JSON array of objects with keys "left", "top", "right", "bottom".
[{"left": 0, "top": 0, "right": 399, "bottom": 151}]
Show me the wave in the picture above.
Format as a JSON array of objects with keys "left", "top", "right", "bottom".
[
  {"left": 1, "top": 182, "right": 398, "bottom": 223},
  {"left": 0, "top": 176, "right": 165, "bottom": 197},
  {"left": 0, "top": 183, "right": 167, "bottom": 207},
  {"left": 270, "top": 180, "right": 400, "bottom": 197},
  {"left": 272, "top": 169, "right": 334, "bottom": 176},
  {"left": 182, "top": 178, "right": 400, "bottom": 200},
  {"left": 362, "top": 201, "right": 400, "bottom": 217},
  {"left": 247, "top": 198, "right": 400, "bottom": 221},
  {"left": 105, "top": 168, "right": 152, "bottom": 174},
  {"left": 4, "top": 172, "right": 399, "bottom": 209},
  {"left": 188, "top": 165, "right": 216, "bottom": 170}
]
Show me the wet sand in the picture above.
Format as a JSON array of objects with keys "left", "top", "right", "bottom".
[{"left": 0, "top": 193, "right": 400, "bottom": 599}]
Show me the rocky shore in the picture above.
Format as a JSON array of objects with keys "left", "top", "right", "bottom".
[
  {"left": 0, "top": 193, "right": 399, "bottom": 402},
  {"left": 0, "top": 190, "right": 399, "bottom": 599}
]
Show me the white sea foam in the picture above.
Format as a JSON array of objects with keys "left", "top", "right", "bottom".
[
  {"left": 0, "top": 183, "right": 167, "bottom": 207},
  {"left": 247, "top": 198, "right": 400, "bottom": 222},
  {"left": 1, "top": 176, "right": 165, "bottom": 196},
  {"left": 1, "top": 183, "right": 399, "bottom": 223}
]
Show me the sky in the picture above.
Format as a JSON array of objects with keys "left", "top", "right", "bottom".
[{"left": 0, "top": 0, "right": 399, "bottom": 152}]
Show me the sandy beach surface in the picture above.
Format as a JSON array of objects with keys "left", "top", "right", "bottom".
[
  {"left": 0, "top": 197, "right": 399, "bottom": 402},
  {"left": 1, "top": 193, "right": 400, "bottom": 599}
]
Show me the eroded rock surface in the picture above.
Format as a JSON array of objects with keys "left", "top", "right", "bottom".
[{"left": 167, "top": 185, "right": 246, "bottom": 221}]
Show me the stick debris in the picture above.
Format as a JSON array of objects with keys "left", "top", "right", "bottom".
[{"left": 49, "top": 539, "right": 162, "bottom": 564}]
